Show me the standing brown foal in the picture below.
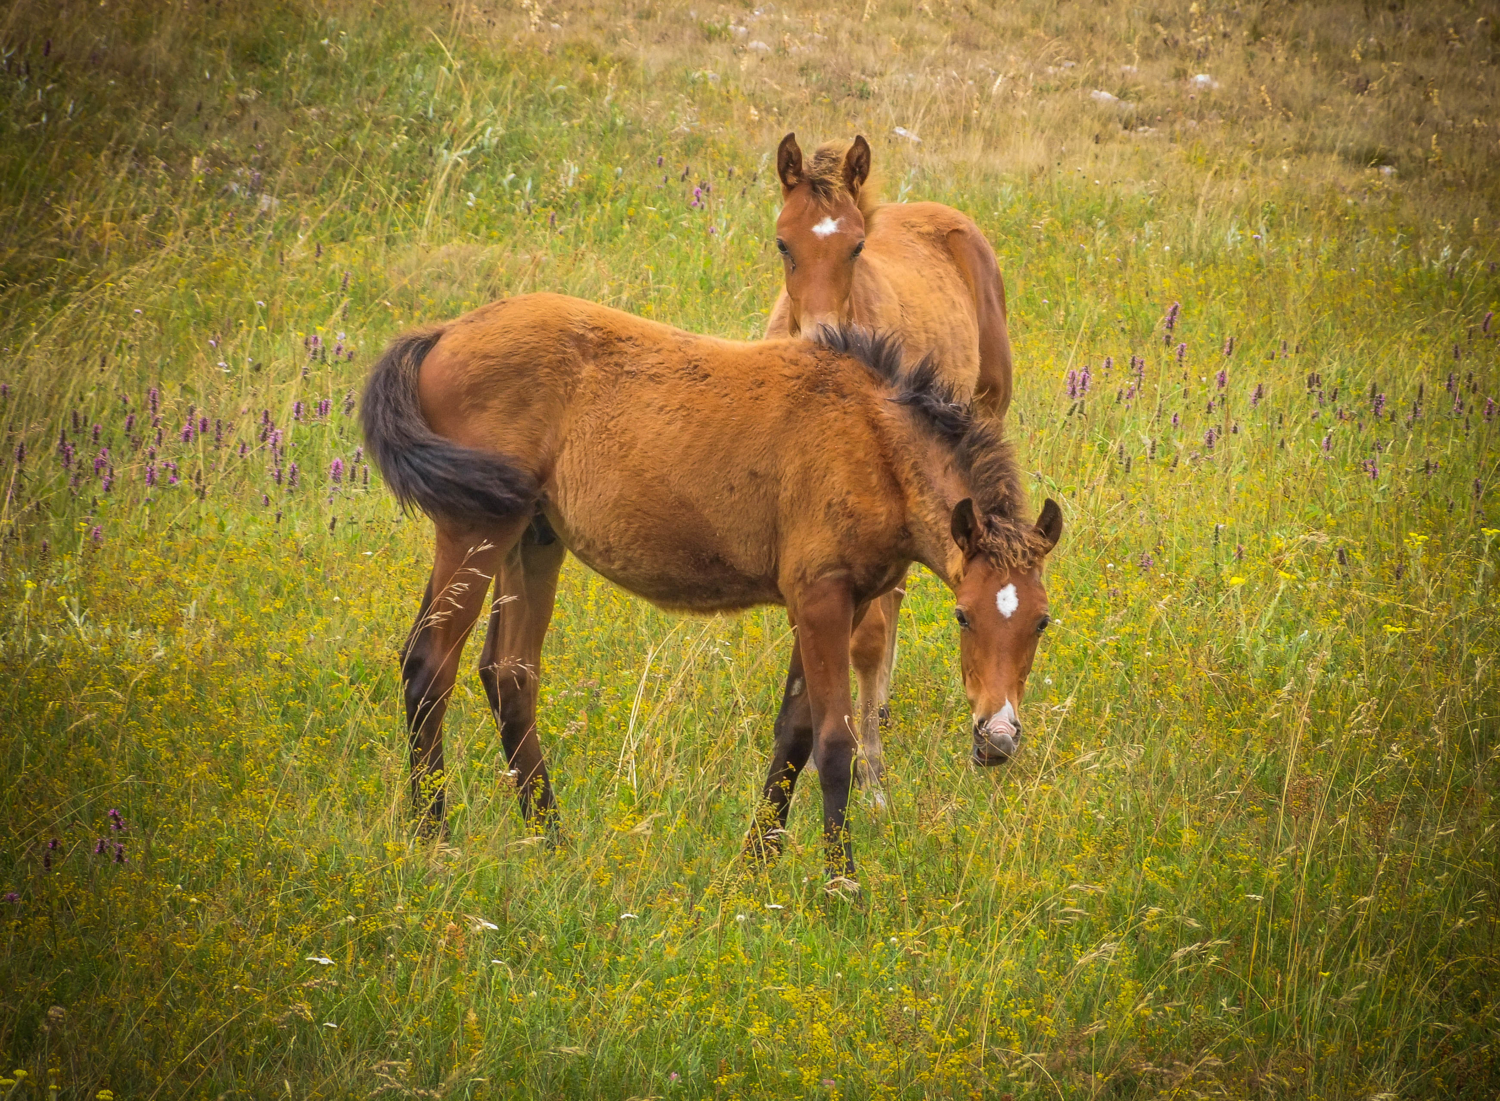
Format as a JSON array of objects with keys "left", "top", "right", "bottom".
[
  {"left": 362, "top": 293, "right": 1059, "bottom": 883},
  {"left": 767, "top": 133, "right": 1018, "bottom": 790}
]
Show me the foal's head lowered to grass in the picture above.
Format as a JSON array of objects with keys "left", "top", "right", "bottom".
[{"left": 813, "top": 325, "right": 1064, "bottom": 764}]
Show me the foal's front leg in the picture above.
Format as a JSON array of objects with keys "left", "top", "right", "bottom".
[
  {"left": 746, "top": 639, "right": 814, "bottom": 862},
  {"left": 792, "top": 579, "right": 860, "bottom": 882}
]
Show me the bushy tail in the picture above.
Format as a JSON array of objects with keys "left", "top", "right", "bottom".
[{"left": 360, "top": 328, "right": 537, "bottom": 523}]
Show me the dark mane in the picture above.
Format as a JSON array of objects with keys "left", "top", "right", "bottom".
[{"left": 812, "top": 325, "right": 1047, "bottom": 571}]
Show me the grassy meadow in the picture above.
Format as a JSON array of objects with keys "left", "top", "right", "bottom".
[{"left": 2, "top": 0, "right": 1498, "bottom": 1097}]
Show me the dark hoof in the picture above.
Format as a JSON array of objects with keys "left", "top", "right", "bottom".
[{"left": 743, "top": 827, "right": 788, "bottom": 866}]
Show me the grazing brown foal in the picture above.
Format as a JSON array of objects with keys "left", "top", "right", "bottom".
[
  {"left": 362, "top": 293, "right": 1060, "bottom": 882},
  {"left": 767, "top": 133, "right": 1018, "bottom": 790}
]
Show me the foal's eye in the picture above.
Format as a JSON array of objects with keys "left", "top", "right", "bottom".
[
  {"left": 1037, "top": 615, "right": 1051, "bottom": 634},
  {"left": 776, "top": 238, "right": 789, "bottom": 255},
  {"left": 955, "top": 608, "right": 971, "bottom": 630},
  {"left": 852, "top": 240, "right": 865, "bottom": 258}
]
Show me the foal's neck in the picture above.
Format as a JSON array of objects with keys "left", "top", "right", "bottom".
[{"left": 889, "top": 418, "right": 970, "bottom": 590}]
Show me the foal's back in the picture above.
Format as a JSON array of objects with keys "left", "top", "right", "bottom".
[{"left": 414, "top": 293, "right": 910, "bottom": 612}]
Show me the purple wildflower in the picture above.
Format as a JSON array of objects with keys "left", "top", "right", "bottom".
[
  {"left": 13, "top": 441, "right": 24, "bottom": 466},
  {"left": 1079, "top": 364, "right": 1092, "bottom": 393},
  {"left": 1222, "top": 336, "right": 1234, "bottom": 357},
  {"left": 353, "top": 445, "right": 363, "bottom": 463},
  {"left": 1251, "top": 383, "right": 1264, "bottom": 407},
  {"left": 145, "top": 462, "right": 157, "bottom": 487},
  {"left": 2, "top": 892, "right": 17, "bottom": 904},
  {"left": 0, "top": 383, "right": 7, "bottom": 399},
  {"left": 293, "top": 401, "right": 304, "bottom": 421},
  {"left": 1373, "top": 393, "right": 1386, "bottom": 418},
  {"left": 1176, "top": 342, "right": 1187, "bottom": 366},
  {"left": 343, "top": 390, "right": 356, "bottom": 416},
  {"left": 1321, "top": 433, "right": 1332, "bottom": 456},
  {"left": 108, "top": 808, "right": 124, "bottom": 828},
  {"left": 90, "top": 525, "right": 102, "bottom": 545},
  {"left": 1216, "top": 368, "right": 1227, "bottom": 390},
  {"left": 148, "top": 387, "right": 160, "bottom": 415},
  {"left": 92, "top": 423, "right": 101, "bottom": 443},
  {"left": 1138, "top": 552, "right": 1154, "bottom": 571},
  {"left": 330, "top": 458, "right": 344, "bottom": 484},
  {"left": 1204, "top": 427, "right": 1216, "bottom": 450},
  {"left": 125, "top": 412, "right": 135, "bottom": 432},
  {"left": 340, "top": 271, "right": 351, "bottom": 291},
  {"left": 1171, "top": 412, "right": 1180, "bottom": 428},
  {"left": 94, "top": 839, "right": 107, "bottom": 855},
  {"left": 287, "top": 462, "right": 299, "bottom": 489},
  {"left": 1234, "top": 543, "right": 1244, "bottom": 561},
  {"left": 1103, "top": 356, "right": 1114, "bottom": 372},
  {"left": 1484, "top": 397, "right": 1495, "bottom": 422},
  {"left": 1476, "top": 478, "right": 1484, "bottom": 500},
  {"left": 180, "top": 422, "right": 193, "bottom": 443},
  {"left": 1163, "top": 301, "right": 1180, "bottom": 344},
  {"left": 1066, "top": 370, "right": 1079, "bottom": 399},
  {"left": 114, "top": 842, "right": 126, "bottom": 864}
]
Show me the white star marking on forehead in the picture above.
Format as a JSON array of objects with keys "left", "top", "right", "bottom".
[
  {"left": 995, "top": 583, "right": 1019, "bottom": 619},
  {"left": 811, "top": 216, "right": 841, "bottom": 238}
]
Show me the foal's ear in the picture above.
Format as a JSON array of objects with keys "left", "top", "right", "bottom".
[
  {"left": 1034, "top": 498, "right": 1064, "bottom": 553},
  {"left": 777, "top": 133, "right": 804, "bottom": 191},
  {"left": 843, "top": 135, "right": 871, "bottom": 196},
  {"left": 950, "top": 498, "right": 981, "bottom": 558}
]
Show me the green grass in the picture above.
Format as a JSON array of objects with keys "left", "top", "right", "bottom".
[{"left": 1, "top": 1, "right": 1497, "bottom": 1098}]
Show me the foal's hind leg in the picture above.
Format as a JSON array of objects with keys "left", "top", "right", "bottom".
[
  {"left": 745, "top": 638, "right": 815, "bottom": 863},
  {"left": 850, "top": 576, "right": 906, "bottom": 794},
  {"left": 477, "top": 516, "right": 567, "bottom": 837},
  {"left": 403, "top": 521, "right": 526, "bottom": 834}
]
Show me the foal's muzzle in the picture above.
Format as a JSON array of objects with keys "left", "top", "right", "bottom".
[{"left": 971, "top": 703, "right": 1021, "bottom": 766}]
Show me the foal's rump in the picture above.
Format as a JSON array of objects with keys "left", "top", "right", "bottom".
[{"left": 359, "top": 324, "right": 540, "bottom": 524}]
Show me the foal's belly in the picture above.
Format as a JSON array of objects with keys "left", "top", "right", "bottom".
[{"left": 542, "top": 500, "right": 783, "bottom": 615}]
